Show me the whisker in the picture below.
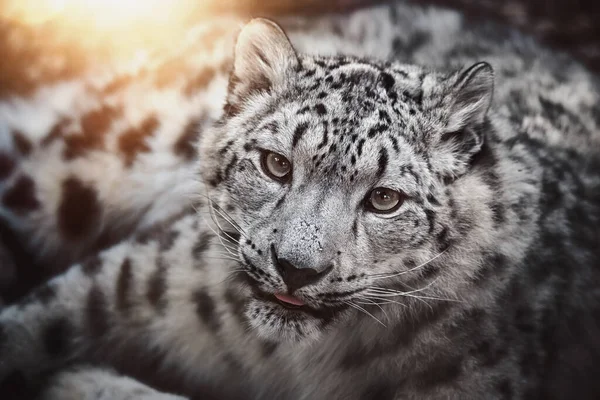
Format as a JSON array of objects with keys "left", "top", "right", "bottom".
[
  {"left": 203, "top": 256, "right": 240, "bottom": 262},
  {"left": 354, "top": 296, "right": 389, "bottom": 320},
  {"left": 212, "top": 236, "right": 239, "bottom": 250},
  {"left": 370, "top": 249, "right": 449, "bottom": 280},
  {"left": 370, "top": 275, "right": 441, "bottom": 294},
  {"left": 207, "top": 202, "right": 242, "bottom": 246},
  {"left": 210, "top": 203, "right": 247, "bottom": 236},
  {"left": 359, "top": 295, "right": 407, "bottom": 307},
  {"left": 193, "top": 203, "right": 240, "bottom": 256},
  {"left": 211, "top": 270, "right": 247, "bottom": 286},
  {"left": 365, "top": 290, "right": 462, "bottom": 304},
  {"left": 367, "top": 278, "right": 450, "bottom": 300},
  {"left": 343, "top": 300, "right": 387, "bottom": 327},
  {"left": 199, "top": 215, "right": 238, "bottom": 257},
  {"left": 192, "top": 193, "right": 246, "bottom": 249},
  {"left": 196, "top": 191, "right": 247, "bottom": 236}
]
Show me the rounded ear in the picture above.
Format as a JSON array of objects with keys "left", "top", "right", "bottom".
[
  {"left": 225, "top": 18, "right": 299, "bottom": 116},
  {"left": 433, "top": 62, "right": 494, "bottom": 180},
  {"left": 446, "top": 62, "right": 494, "bottom": 132}
]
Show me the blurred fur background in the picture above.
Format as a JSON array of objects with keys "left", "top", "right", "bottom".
[{"left": 0, "top": 0, "right": 599, "bottom": 304}]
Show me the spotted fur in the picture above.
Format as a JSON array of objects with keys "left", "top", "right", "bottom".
[{"left": 0, "top": 2, "right": 599, "bottom": 400}]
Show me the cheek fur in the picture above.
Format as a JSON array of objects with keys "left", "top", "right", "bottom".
[
  {"left": 227, "top": 160, "right": 284, "bottom": 215},
  {"left": 364, "top": 207, "right": 429, "bottom": 253}
]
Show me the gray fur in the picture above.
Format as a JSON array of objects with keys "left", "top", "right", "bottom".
[{"left": 0, "top": 2, "right": 599, "bottom": 400}]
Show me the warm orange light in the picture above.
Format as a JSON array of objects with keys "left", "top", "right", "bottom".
[
  {"left": 3, "top": 0, "right": 203, "bottom": 59},
  {"left": 5, "top": 0, "right": 194, "bottom": 27}
]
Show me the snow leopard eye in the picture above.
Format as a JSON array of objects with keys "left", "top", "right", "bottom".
[
  {"left": 260, "top": 150, "right": 292, "bottom": 183},
  {"left": 365, "top": 188, "right": 404, "bottom": 213}
]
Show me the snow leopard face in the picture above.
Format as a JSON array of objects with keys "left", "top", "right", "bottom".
[{"left": 201, "top": 19, "right": 496, "bottom": 342}]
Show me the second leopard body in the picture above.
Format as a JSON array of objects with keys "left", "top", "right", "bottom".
[{"left": 0, "top": 2, "right": 599, "bottom": 399}]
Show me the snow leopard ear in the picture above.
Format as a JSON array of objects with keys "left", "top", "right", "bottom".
[
  {"left": 446, "top": 62, "right": 494, "bottom": 132},
  {"left": 225, "top": 18, "right": 299, "bottom": 116},
  {"left": 434, "top": 62, "right": 494, "bottom": 180}
]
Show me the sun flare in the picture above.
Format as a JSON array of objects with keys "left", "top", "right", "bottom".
[
  {"left": 5, "top": 0, "right": 196, "bottom": 27},
  {"left": 3, "top": 0, "right": 205, "bottom": 57}
]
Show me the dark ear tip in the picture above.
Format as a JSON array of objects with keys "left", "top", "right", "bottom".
[
  {"left": 457, "top": 61, "right": 494, "bottom": 92},
  {"left": 473, "top": 61, "right": 493, "bottom": 72},
  {"left": 468, "top": 62, "right": 494, "bottom": 80}
]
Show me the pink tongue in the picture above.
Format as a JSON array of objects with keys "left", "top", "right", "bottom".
[{"left": 274, "top": 293, "right": 305, "bottom": 306}]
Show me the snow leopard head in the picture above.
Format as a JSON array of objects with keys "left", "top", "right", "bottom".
[{"left": 201, "top": 18, "right": 498, "bottom": 342}]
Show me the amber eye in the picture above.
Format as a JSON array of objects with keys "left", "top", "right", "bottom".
[
  {"left": 366, "top": 188, "right": 404, "bottom": 213},
  {"left": 261, "top": 151, "right": 292, "bottom": 182}
]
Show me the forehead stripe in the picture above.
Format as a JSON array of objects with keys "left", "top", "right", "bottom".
[
  {"left": 377, "top": 148, "right": 389, "bottom": 179},
  {"left": 292, "top": 122, "right": 309, "bottom": 148}
]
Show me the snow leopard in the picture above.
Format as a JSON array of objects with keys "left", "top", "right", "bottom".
[{"left": 1, "top": 1, "right": 600, "bottom": 399}]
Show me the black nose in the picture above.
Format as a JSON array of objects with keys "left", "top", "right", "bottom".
[{"left": 275, "top": 258, "right": 332, "bottom": 292}]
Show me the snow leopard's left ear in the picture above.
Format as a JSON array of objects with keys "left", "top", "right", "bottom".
[
  {"left": 431, "top": 62, "right": 494, "bottom": 179},
  {"left": 225, "top": 18, "right": 299, "bottom": 116},
  {"left": 446, "top": 62, "right": 494, "bottom": 132}
]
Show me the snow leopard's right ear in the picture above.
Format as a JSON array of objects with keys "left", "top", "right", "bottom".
[{"left": 225, "top": 18, "right": 299, "bottom": 116}]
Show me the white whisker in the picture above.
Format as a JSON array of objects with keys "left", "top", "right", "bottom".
[
  {"left": 196, "top": 191, "right": 247, "bottom": 236},
  {"left": 354, "top": 296, "right": 389, "bottom": 320},
  {"left": 370, "top": 249, "right": 448, "bottom": 280},
  {"left": 207, "top": 201, "right": 242, "bottom": 245},
  {"left": 359, "top": 295, "right": 406, "bottom": 307},
  {"left": 343, "top": 300, "right": 387, "bottom": 327}
]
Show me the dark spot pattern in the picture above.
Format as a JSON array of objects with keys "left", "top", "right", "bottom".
[
  {"left": 57, "top": 176, "right": 101, "bottom": 240},
  {"left": 192, "top": 288, "right": 220, "bottom": 332},
  {"left": 86, "top": 285, "right": 110, "bottom": 339},
  {"left": 0, "top": 152, "right": 15, "bottom": 180},
  {"left": 360, "top": 382, "right": 397, "bottom": 400},
  {"left": 116, "top": 258, "right": 134, "bottom": 313},
  {"left": 0, "top": 323, "right": 6, "bottom": 348},
  {"left": 413, "top": 354, "right": 464, "bottom": 390},
  {"left": 2, "top": 175, "right": 40, "bottom": 213},
  {"left": 292, "top": 122, "right": 309, "bottom": 148},
  {"left": 42, "top": 317, "right": 73, "bottom": 357},
  {"left": 63, "top": 106, "right": 117, "bottom": 160},
  {"left": 192, "top": 232, "right": 212, "bottom": 261},
  {"left": 314, "top": 103, "right": 327, "bottom": 115},
  {"left": 425, "top": 209, "right": 436, "bottom": 234},
  {"left": 118, "top": 115, "right": 159, "bottom": 166},
  {"left": 147, "top": 257, "right": 168, "bottom": 311},
  {"left": 260, "top": 340, "right": 278, "bottom": 358},
  {"left": 495, "top": 378, "right": 514, "bottom": 400},
  {"left": 174, "top": 118, "right": 202, "bottom": 160},
  {"left": 223, "top": 154, "right": 238, "bottom": 181},
  {"left": 12, "top": 131, "right": 32, "bottom": 156},
  {"left": 378, "top": 72, "right": 395, "bottom": 92},
  {"left": 0, "top": 371, "right": 36, "bottom": 400},
  {"left": 159, "top": 230, "right": 179, "bottom": 252},
  {"left": 377, "top": 148, "right": 388, "bottom": 178},
  {"left": 224, "top": 284, "right": 246, "bottom": 323},
  {"left": 184, "top": 67, "right": 216, "bottom": 96},
  {"left": 81, "top": 255, "right": 103, "bottom": 276}
]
